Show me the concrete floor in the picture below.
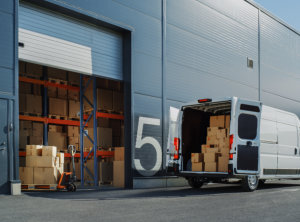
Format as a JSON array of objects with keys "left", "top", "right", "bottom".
[{"left": 1, "top": 180, "right": 300, "bottom": 222}]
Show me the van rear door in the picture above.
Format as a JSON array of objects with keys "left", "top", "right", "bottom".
[
  {"left": 233, "top": 98, "right": 262, "bottom": 175},
  {"left": 166, "top": 107, "right": 181, "bottom": 173}
]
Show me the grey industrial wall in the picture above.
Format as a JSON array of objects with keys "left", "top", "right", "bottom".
[
  {"left": 1, "top": 0, "right": 300, "bottom": 192},
  {"left": 0, "top": 0, "right": 19, "bottom": 194}
]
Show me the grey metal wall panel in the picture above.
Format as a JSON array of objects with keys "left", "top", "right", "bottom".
[
  {"left": 132, "top": 52, "right": 162, "bottom": 97},
  {"left": 166, "top": 61, "right": 258, "bottom": 103},
  {"left": 0, "top": 12, "right": 14, "bottom": 69},
  {"left": 19, "top": 3, "right": 123, "bottom": 80},
  {"left": 0, "top": 1, "right": 14, "bottom": 14},
  {"left": 0, "top": 68, "right": 13, "bottom": 95},
  {"left": 166, "top": 0, "right": 259, "bottom": 102},
  {"left": 260, "top": 12, "right": 300, "bottom": 105}
]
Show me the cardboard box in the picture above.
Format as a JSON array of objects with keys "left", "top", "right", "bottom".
[
  {"left": 192, "top": 162, "right": 203, "bottom": 171},
  {"left": 26, "top": 145, "right": 43, "bottom": 156},
  {"left": 68, "top": 100, "right": 80, "bottom": 118},
  {"left": 49, "top": 98, "right": 68, "bottom": 116},
  {"left": 57, "top": 88, "right": 67, "bottom": 99},
  {"left": 48, "top": 67, "right": 67, "bottom": 80},
  {"left": 216, "top": 129, "right": 227, "bottom": 139},
  {"left": 98, "top": 118, "right": 110, "bottom": 128},
  {"left": 19, "top": 94, "right": 26, "bottom": 113},
  {"left": 26, "top": 63, "right": 43, "bottom": 77},
  {"left": 28, "top": 136, "right": 43, "bottom": 145},
  {"left": 67, "top": 126, "right": 79, "bottom": 137},
  {"left": 113, "top": 91, "right": 123, "bottom": 112},
  {"left": 69, "top": 136, "right": 79, "bottom": 150},
  {"left": 99, "top": 161, "right": 113, "bottom": 183},
  {"left": 68, "top": 90, "right": 79, "bottom": 101},
  {"left": 32, "top": 84, "right": 41, "bottom": 96},
  {"left": 19, "top": 82, "right": 32, "bottom": 94},
  {"left": 99, "top": 127, "right": 112, "bottom": 148},
  {"left": 225, "top": 115, "right": 230, "bottom": 128},
  {"left": 68, "top": 72, "right": 80, "bottom": 85},
  {"left": 49, "top": 125, "right": 63, "bottom": 133},
  {"left": 32, "top": 122, "right": 43, "bottom": 137},
  {"left": 42, "top": 146, "right": 57, "bottom": 157},
  {"left": 34, "top": 167, "right": 58, "bottom": 184},
  {"left": 204, "top": 162, "right": 217, "bottom": 172},
  {"left": 191, "top": 153, "right": 203, "bottom": 163},
  {"left": 210, "top": 115, "right": 225, "bottom": 128},
  {"left": 20, "top": 128, "right": 30, "bottom": 137},
  {"left": 19, "top": 134, "right": 28, "bottom": 149},
  {"left": 206, "top": 136, "right": 218, "bottom": 145},
  {"left": 19, "top": 61, "right": 26, "bottom": 74},
  {"left": 204, "top": 153, "right": 217, "bottom": 163},
  {"left": 205, "top": 148, "right": 219, "bottom": 153},
  {"left": 48, "top": 132, "right": 67, "bottom": 151},
  {"left": 114, "top": 147, "right": 124, "bottom": 161},
  {"left": 26, "top": 94, "right": 42, "bottom": 114},
  {"left": 97, "top": 89, "right": 113, "bottom": 110},
  {"left": 26, "top": 156, "right": 56, "bottom": 167},
  {"left": 218, "top": 156, "right": 229, "bottom": 172},
  {"left": 19, "top": 167, "right": 34, "bottom": 184},
  {"left": 20, "top": 120, "right": 32, "bottom": 130},
  {"left": 57, "top": 152, "right": 64, "bottom": 164},
  {"left": 48, "top": 83, "right": 57, "bottom": 98},
  {"left": 113, "top": 161, "right": 124, "bottom": 188}
]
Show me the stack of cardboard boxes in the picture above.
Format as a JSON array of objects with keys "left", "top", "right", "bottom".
[
  {"left": 48, "top": 125, "right": 67, "bottom": 152},
  {"left": 19, "top": 121, "right": 43, "bottom": 149},
  {"left": 113, "top": 147, "right": 124, "bottom": 188},
  {"left": 191, "top": 115, "right": 230, "bottom": 172},
  {"left": 19, "top": 145, "right": 64, "bottom": 185},
  {"left": 68, "top": 126, "right": 80, "bottom": 151}
]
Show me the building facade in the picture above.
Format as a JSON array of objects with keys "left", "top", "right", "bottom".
[{"left": 0, "top": 0, "right": 300, "bottom": 194}]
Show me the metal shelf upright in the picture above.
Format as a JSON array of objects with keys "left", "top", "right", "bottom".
[{"left": 80, "top": 75, "right": 98, "bottom": 187}]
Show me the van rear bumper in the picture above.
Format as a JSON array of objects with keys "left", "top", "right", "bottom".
[{"left": 178, "top": 171, "right": 229, "bottom": 178}]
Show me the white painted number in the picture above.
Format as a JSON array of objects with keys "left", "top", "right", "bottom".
[{"left": 135, "top": 117, "right": 162, "bottom": 176}]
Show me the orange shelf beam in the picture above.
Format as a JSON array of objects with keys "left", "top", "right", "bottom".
[
  {"left": 19, "top": 76, "right": 80, "bottom": 91},
  {"left": 19, "top": 115, "right": 82, "bottom": 126},
  {"left": 46, "top": 118, "right": 81, "bottom": 126},
  {"left": 83, "top": 112, "right": 124, "bottom": 120},
  {"left": 19, "top": 115, "right": 46, "bottom": 123},
  {"left": 19, "top": 151, "right": 114, "bottom": 158}
]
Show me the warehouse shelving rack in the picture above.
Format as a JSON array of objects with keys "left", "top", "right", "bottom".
[{"left": 19, "top": 70, "right": 124, "bottom": 187}]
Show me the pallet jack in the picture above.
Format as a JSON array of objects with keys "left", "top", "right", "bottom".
[{"left": 57, "top": 145, "right": 77, "bottom": 192}]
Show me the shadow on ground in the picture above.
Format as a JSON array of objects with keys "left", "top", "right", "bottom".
[{"left": 22, "top": 181, "right": 300, "bottom": 201}]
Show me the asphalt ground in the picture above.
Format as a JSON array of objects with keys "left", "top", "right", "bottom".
[{"left": 1, "top": 180, "right": 300, "bottom": 222}]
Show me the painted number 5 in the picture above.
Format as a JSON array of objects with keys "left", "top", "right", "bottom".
[{"left": 135, "top": 117, "right": 162, "bottom": 177}]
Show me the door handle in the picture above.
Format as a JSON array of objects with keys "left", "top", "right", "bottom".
[
  {"left": 0, "top": 142, "right": 6, "bottom": 151},
  {"left": 295, "top": 148, "right": 298, "bottom": 155},
  {"left": 247, "top": 141, "right": 252, "bottom": 146}
]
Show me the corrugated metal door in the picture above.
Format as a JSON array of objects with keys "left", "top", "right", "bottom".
[{"left": 18, "top": 3, "right": 123, "bottom": 80}]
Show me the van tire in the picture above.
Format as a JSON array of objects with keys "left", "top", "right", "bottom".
[
  {"left": 242, "top": 175, "right": 259, "bottom": 192},
  {"left": 188, "top": 177, "right": 204, "bottom": 189}
]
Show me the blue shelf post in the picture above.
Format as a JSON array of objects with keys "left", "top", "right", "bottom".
[{"left": 42, "top": 66, "right": 48, "bottom": 145}]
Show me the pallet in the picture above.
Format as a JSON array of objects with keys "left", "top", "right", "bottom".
[
  {"left": 48, "top": 78, "right": 68, "bottom": 86},
  {"left": 48, "top": 114, "right": 68, "bottom": 120},
  {"left": 19, "top": 73, "right": 42, "bottom": 80},
  {"left": 68, "top": 116, "right": 80, "bottom": 121},
  {"left": 98, "top": 109, "right": 124, "bottom": 115},
  {"left": 19, "top": 112, "right": 42, "bottom": 117},
  {"left": 21, "top": 184, "right": 57, "bottom": 191}
]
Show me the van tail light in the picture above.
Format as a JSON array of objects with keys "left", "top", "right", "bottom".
[
  {"left": 229, "top": 134, "right": 234, "bottom": 150},
  {"left": 229, "top": 134, "right": 234, "bottom": 160},
  {"left": 173, "top": 137, "right": 180, "bottom": 160}
]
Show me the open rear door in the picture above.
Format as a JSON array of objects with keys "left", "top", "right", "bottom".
[
  {"left": 166, "top": 107, "right": 181, "bottom": 173},
  {"left": 233, "top": 98, "right": 262, "bottom": 175}
]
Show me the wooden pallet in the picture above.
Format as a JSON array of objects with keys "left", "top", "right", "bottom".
[
  {"left": 20, "top": 112, "right": 42, "bottom": 117},
  {"left": 19, "top": 73, "right": 42, "bottom": 80},
  {"left": 21, "top": 184, "right": 57, "bottom": 191},
  {"left": 48, "top": 78, "right": 68, "bottom": 85},
  {"left": 48, "top": 114, "right": 68, "bottom": 120},
  {"left": 68, "top": 116, "right": 80, "bottom": 121},
  {"left": 98, "top": 109, "right": 124, "bottom": 115}
]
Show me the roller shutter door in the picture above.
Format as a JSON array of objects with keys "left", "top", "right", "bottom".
[{"left": 19, "top": 3, "right": 123, "bottom": 80}]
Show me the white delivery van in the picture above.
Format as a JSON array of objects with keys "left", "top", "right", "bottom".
[{"left": 166, "top": 97, "right": 300, "bottom": 191}]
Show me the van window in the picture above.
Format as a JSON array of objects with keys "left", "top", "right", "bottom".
[{"left": 238, "top": 114, "right": 257, "bottom": 140}]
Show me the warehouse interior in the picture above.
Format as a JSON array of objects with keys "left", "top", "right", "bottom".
[{"left": 18, "top": 61, "right": 126, "bottom": 189}]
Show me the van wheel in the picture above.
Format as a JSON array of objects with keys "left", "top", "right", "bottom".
[
  {"left": 242, "top": 175, "right": 259, "bottom": 192},
  {"left": 188, "top": 177, "right": 203, "bottom": 189}
]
